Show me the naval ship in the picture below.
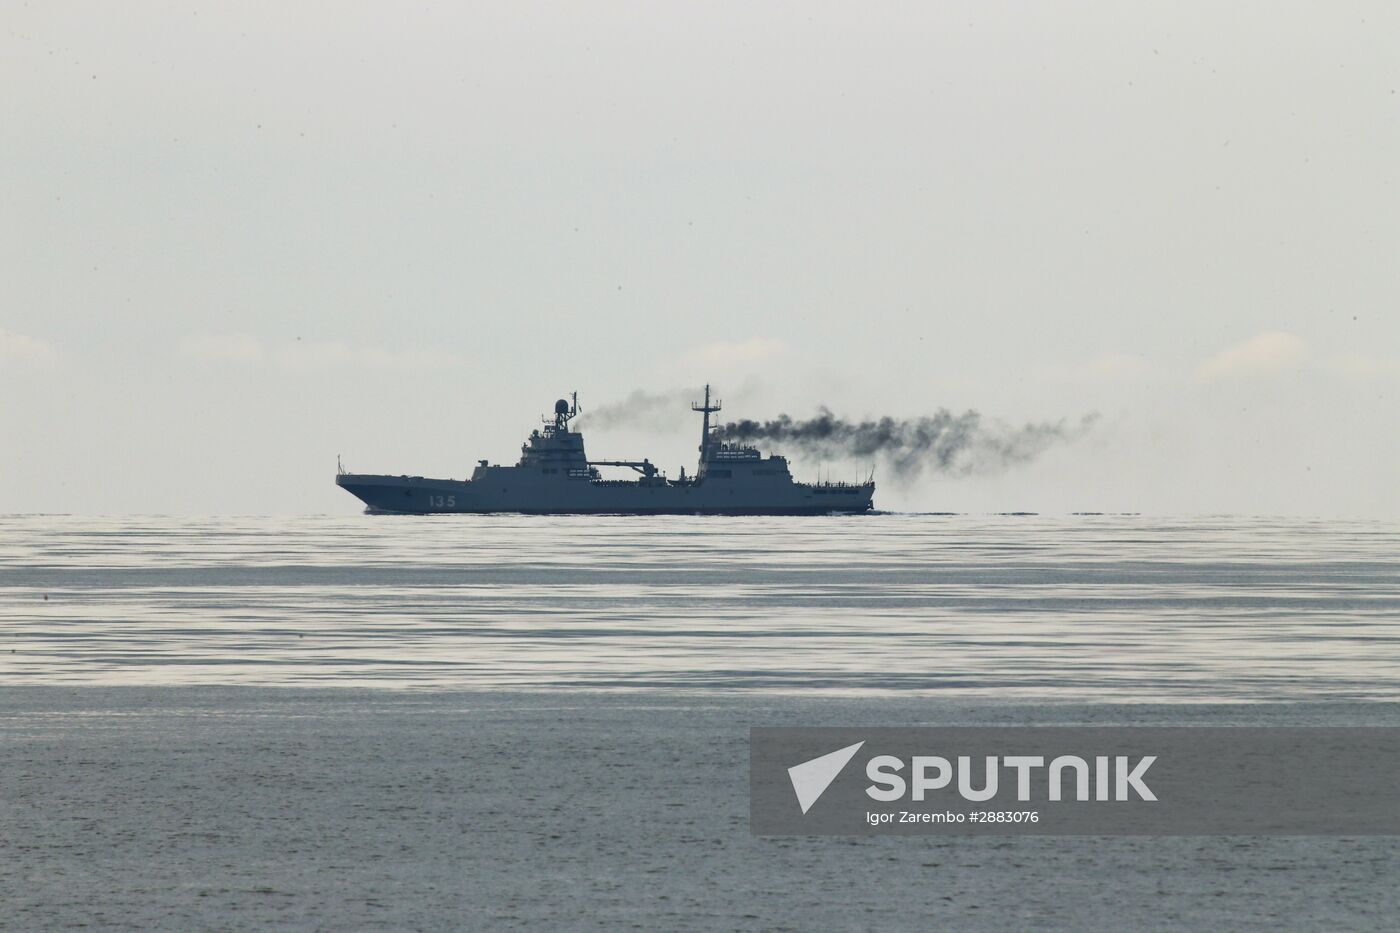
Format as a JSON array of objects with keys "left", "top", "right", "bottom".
[{"left": 335, "top": 386, "right": 875, "bottom": 515}]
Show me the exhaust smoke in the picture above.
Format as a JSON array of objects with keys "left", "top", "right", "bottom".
[{"left": 714, "top": 407, "right": 1099, "bottom": 478}]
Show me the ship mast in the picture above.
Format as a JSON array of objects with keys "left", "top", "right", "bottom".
[
  {"left": 691, "top": 384, "right": 721, "bottom": 463},
  {"left": 547, "top": 392, "right": 580, "bottom": 432}
]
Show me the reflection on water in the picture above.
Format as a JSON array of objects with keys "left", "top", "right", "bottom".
[{"left": 1, "top": 514, "right": 1398, "bottom": 699}]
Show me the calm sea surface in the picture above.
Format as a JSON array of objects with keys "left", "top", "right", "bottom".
[{"left": 2, "top": 514, "right": 1398, "bottom": 699}]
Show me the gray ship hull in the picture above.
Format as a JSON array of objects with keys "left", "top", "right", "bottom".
[{"left": 336, "top": 473, "right": 874, "bottom": 515}]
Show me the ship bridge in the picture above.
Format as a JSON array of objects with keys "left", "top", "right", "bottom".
[{"left": 515, "top": 394, "right": 591, "bottom": 476}]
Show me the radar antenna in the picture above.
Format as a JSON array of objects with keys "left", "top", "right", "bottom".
[
  {"left": 691, "top": 384, "right": 721, "bottom": 461},
  {"left": 546, "top": 392, "right": 581, "bottom": 432}
]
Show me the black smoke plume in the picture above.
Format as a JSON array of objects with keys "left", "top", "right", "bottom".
[{"left": 714, "top": 407, "right": 1099, "bottom": 478}]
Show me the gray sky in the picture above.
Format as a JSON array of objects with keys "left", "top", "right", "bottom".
[{"left": 3, "top": 1, "right": 1398, "bottom": 515}]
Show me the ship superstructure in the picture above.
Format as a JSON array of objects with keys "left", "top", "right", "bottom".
[{"left": 335, "top": 386, "right": 874, "bottom": 515}]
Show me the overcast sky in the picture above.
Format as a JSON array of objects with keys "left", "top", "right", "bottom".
[{"left": 3, "top": 2, "right": 1398, "bottom": 515}]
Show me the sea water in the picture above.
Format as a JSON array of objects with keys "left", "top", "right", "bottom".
[
  {"left": 2, "top": 513, "right": 1398, "bottom": 699},
  {"left": 4, "top": 514, "right": 1399, "bottom": 929}
]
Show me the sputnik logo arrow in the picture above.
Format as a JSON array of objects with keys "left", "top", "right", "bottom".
[{"left": 788, "top": 741, "right": 865, "bottom": 814}]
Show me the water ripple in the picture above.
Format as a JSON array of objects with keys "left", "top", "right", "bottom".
[{"left": 2, "top": 514, "right": 1398, "bottom": 699}]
